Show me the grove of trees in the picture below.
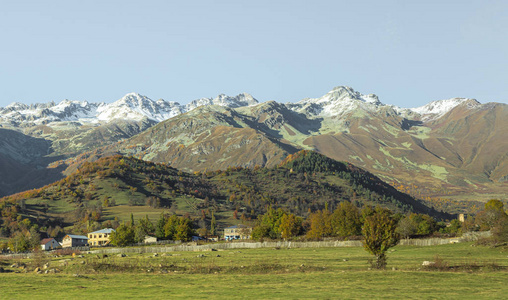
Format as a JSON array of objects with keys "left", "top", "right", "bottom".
[{"left": 109, "top": 213, "right": 195, "bottom": 247}]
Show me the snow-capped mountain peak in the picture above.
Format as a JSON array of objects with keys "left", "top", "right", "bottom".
[
  {"left": 5, "top": 102, "right": 28, "bottom": 110},
  {"left": 96, "top": 93, "right": 181, "bottom": 122},
  {"left": 288, "top": 86, "right": 383, "bottom": 117},
  {"left": 0, "top": 87, "right": 487, "bottom": 127},
  {"left": 186, "top": 93, "right": 259, "bottom": 111},
  {"left": 409, "top": 98, "right": 479, "bottom": 120},
  {"left": 321, "top": 86, "right": 381, "bottom": 105}
]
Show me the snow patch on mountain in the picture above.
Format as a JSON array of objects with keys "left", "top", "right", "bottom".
[
  {"left": 284, "top": 86, "right": 483, "bottom": 122},
  {"left": 96, "top": 93, "right": 183, "bottom": 122},
  {"left": 287, "top": 86, "right": 383, "bottom": 117},
  {"left": 409, "top": 98, "right": 477, "bottom": 120},
  {"left": 0, "top": 86, "right": 485, "bottom": 128},
  {"left": 186, "top": 93, "right": 258, "bottom": 111},
  {"left": 0, "top": 92, "right": 260, "bottom": 126}
]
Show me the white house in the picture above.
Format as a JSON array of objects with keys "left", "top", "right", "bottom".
[{"left": 40, "top": 238, "right": 60, "bottom": 251}]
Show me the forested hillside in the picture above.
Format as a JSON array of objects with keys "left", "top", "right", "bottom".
[{"left": 0, "top": 151, "right": 451, "bottom": 241}]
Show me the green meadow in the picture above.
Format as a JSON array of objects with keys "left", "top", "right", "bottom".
[{"left": 1, "top": 242, "right": 507, "bottom": 299}]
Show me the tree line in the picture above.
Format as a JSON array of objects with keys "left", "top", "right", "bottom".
[{"left": 249, "top": 199, "right": 508, "bottom": 268}]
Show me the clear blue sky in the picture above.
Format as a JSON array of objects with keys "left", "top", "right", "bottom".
[{"left": 1, "top": 0, "right": 507, "bottom": 108}]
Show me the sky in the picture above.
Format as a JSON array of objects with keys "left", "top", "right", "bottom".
[{"left": 1, "top": 0, "right": 507, "bottom": 108}]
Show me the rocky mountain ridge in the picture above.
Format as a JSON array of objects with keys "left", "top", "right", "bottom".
[
  {"left": 1, "top": 86, "right": 480, "bottom": 128},
  {"left": 0, "top": 86, "right": 506, "bottom": 208},
  {"left": 0, "top": 92, "right": 259, "bottom": 126}
]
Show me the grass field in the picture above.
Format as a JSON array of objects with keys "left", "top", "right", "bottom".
[{"left": 1, "top": 242, "right": 507, "bottom": 299}]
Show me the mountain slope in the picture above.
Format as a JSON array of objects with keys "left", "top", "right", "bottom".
[
  {"left": 0, "top": 128, "right": 65, "bottom": 196},
  {"left": 102, "top": 105, "right": 294, "bottom": 172},
  {"left": 0, "top": 92, "right": 260, "bottom": 196},
  {"left": 1, "top": 85, "right": 506, "bottom": 206},
  {"left": 82, "top": 87, "right": 507, "bottom": 204},
  {"left": 0, "top": 152, "right": 450, "bottom": 234}
]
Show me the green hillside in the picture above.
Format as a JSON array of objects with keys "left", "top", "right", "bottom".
[{"left": 0, "top": 151, "right": 451, "bottom": 237}]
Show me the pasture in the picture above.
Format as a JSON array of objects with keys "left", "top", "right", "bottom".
[{"left": 1, "top": 242, "right": 507, "bottom": 299}]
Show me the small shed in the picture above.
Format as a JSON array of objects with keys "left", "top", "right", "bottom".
[{"left": 40, "top": 238, "right": 60, "bottom": 251}]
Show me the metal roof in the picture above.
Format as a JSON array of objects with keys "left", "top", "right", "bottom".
[
  {"left": 65, "top": 234, "right": 88, "bottom": 240},
  {"left": 88, "top": 228, "right": 115, "bottom": 234}
]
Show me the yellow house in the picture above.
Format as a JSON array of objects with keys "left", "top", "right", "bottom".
[{"left": 88, "top": 228, "right": 115, "bottom": 246}]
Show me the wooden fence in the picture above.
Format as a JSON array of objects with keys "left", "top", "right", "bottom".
[
  {"left": 91, "top": 240, "right": 364, "bottom": 254},
  {"left": 90, "top": 232, "right": 492, "bottom": 255},
  {"left": 1, "top": 231, "right": 492, "bottom": 258}
]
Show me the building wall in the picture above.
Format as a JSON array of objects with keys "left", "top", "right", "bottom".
[
  {"left": 62, "top": 237, "right": 72, "bottom": 248},
  {"left": 224, "top": 227, "right": 252, "bottom": 240},
  {"left": 62, "top": 237, "right": 88, "bottom": 248},
  {"left": 88, "top": 232, "right": 112, "bottom": 246},
  {"left": 42, "top": 240, "right": 60, "bottom": 250}
]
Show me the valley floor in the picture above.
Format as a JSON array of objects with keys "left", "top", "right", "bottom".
[
  {"left": 1, "top": 271, "right": 508, "bottom": 299},
  {"left": 1, "top": 243, "right": 507, "bottom": 298}
]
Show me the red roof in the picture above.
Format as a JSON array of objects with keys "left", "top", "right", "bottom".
[{"left": 40, "top": 238, "right": 55, "bottom": 244}]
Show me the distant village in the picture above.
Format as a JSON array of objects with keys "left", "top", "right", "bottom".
[{"left": 37, "top": 225, "right": 253, "bottom": 252}]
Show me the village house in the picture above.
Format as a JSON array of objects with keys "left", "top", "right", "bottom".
[
  {"left": 88, "top": 228, "right": 115, "bottom": 246},
  {"left": 62, "top": 234, "right": 88, "bottom": 248},
  {"left": 224, "top": 224, "right": 252, "bottom": 241},
  {"left": 40, "top": 238, "right": 60, "bottom": 251}
]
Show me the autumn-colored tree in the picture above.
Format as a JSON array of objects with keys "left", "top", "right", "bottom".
[
  {"left": 279, "top": 213, "right": 302, "bottom": 239},
  {"left": 476, "top": 200, "right": 508, "bottom": 244},
  {"left": 476, "top": 199, "right": 508, "bottom": 230},
  {"left": 362, "top": 207, "right": 399, "bottom": 269},
  {"left": 175, "top": 217, "right": 194, "bottom": 242},
  {"left": 491, "top": 216, "right": 508, "bottom": 244},
  {"left": 485, "top": 199, "right": 505, "bottom": 212},
  {"left": 8, "top": 231, "right": 30, "bottom": 253},
  {"left": 306, "top": 210, "right": 332, "bottom": 240},
  {"left": 331, "top": 201, "right": 362, "bottom": 238},
  {"left": 163, "top": 214, "right": 180, "bottom": 240}
]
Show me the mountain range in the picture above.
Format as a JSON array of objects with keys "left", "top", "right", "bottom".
[
  {"left": 0, "top": 92, "right": 258, "bottom": 126},
  {"left": 1, "top": 86, "right": 507, "bottom": 210}
]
